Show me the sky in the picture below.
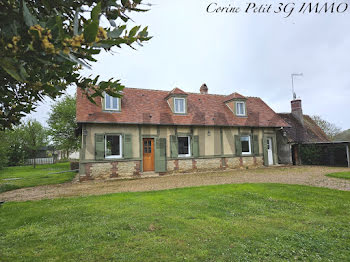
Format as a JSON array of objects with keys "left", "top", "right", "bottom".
[{"left": 28, "top": 0, "right": 350, "bottom": 130}]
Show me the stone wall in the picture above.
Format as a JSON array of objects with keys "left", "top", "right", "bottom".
[
  {"left": 80, "top": 156, "right": 265, "bottom": 181},
  {"left": 80, "top": 160, "right": 141, "bottom": 181},
  {"left": 196, "top": 158, "right": 221, "bottom": 170}
]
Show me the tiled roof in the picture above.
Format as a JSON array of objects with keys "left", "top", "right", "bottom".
[
  {"left": 165, "top": 87, "right": 187, "bottom": 98},
  {"left": 224, "top": 92, "right": 246, "bottom": 102},
  {"left": 278, "top": 113, "right": 330, "bottom": 143},
  {"left": 76, "top": 87, "right": 289, "bottom": 127}
]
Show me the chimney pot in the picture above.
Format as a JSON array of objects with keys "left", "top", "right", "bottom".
[{"left": 200, "top": 83, "right": 208, "bottom": 94}]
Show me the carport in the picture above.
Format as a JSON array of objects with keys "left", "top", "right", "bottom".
[{"left": 299, "top": 141, "right": 350, "bottom": 168}]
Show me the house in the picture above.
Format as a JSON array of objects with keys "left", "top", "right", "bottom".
[
  {"left": 277, "top": 99, "right": 350, "bottom": 167},
  {"left": 76, "top": 84, "right": 289, "bottom": 180}
]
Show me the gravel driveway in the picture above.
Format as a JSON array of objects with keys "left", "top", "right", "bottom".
[{"left": 1, "top": 166, "right": 349, "bottom": 202}]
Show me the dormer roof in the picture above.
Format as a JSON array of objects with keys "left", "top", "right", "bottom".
[
  {"left": 164, "top": 87, "right": 188, "bottom": 99},
  {"left": 224, "top": 92, "right": 246, "bottom": 102}
]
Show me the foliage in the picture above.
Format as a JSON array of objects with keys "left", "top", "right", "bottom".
[
  {"left": 334, "top": 129, "right": 350, "bottom": 142},
  {"left": 0, "top": 0, "right": 151, "bottom": 129},
  {"left": 311, "top": 115, "right": 342, "bottom": 140},
  {"left": 48, "top": 94, "right": 80, "bottom": 157},
  {"left": 0, "top": 131, "right": 9, "bottom": 169},
  {"left": 299, "top": 144, "right": 323, "bottom": 165},
  {"left": 1, "top": 184, "right": 350, "bottom": 260},
  {"left": 5, "top": 126, "right": 26, "bottom": 166},
  {"left": 21, "top": 119, "right": 49, "bottom": 167},
  {"left": 0, "top": 162, "right": 73, "bottom": 193},
  {"left": 326, "top": 172, "right": 350, "bottom": 180}
]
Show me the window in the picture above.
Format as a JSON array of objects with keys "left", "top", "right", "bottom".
[
  {"left": 105, "top": 135, "right": 122, "bottom": 158},
  {"left": 105, "top": 93, "right": 120, "bottom": 111},
  {"left": 174, "top": 98, "right": 185, "bottom": 114},
  {"left": 178, "top": 136, "right": 191, "bottom": 157},
  {"left": 240, "top": 136, "right": 251, "bottom": 155},
  {"left": 236, "top": 101, "right": 246, "bottom": 116}
]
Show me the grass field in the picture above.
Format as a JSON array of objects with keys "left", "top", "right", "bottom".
[
  {"left": 1, "top": 183, "right": 349, "bottom": 261},
  {"left": 0, "top": 162, "right": 75, "bottom": 193},
  {"left": 327, "top": 171, "right": 350, "bottom": 180}
]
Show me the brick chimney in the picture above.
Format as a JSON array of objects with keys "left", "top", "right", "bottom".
[
  {"left": 291, "top": 99, "right": 304, "bottom": 126},
  {"left": 200, "top": 83, "right": 208, "bottom": 94}
]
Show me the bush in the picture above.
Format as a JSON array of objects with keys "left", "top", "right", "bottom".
[{"left": 70, "top": 161, "right": 79, "bottom": 171}]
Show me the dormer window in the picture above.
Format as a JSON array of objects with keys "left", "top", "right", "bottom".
[
  {"left": 174, "top": 98, "right": 186, "bottom": 114},
  {"left": 104, "top": 93, "right": 120, "bottom": 111},
  {"left": 236, "top": 101, "right": 246, "bottom": 116}
]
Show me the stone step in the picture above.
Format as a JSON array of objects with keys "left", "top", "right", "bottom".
[{"left": 141, "top": 171, "right": 159, "bottom": 178}]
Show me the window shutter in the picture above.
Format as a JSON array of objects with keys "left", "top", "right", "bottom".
[
  {"left": 235, "top": 135, "right": 242, "bottom": 156},
  {"left": 253, "top": 135, "right": 259, "bottom": 156},
  {"left": 263, "top": 137, "right": 268, "bottom": 166},
  {"left": 123, "top": 134, "right": 132, "bottom": 159},
  {"left": 95, "top": 133, "right": 105, "bottom": 160},
  {"left": 272, "top": 136, "right": 277, "bottom": 165},
  {"left": 192, "top": 135, "right": 199, "bottom": 158},
  {"left": 155, "top": 138, "right": 167, "bottom": 172},
  {"left": 170, "top": 135, "right": 178, "bottom": 158}
]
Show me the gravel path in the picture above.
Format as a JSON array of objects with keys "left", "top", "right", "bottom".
[{"left": 1, "top": 166, "right": 349, "bottom": 202}]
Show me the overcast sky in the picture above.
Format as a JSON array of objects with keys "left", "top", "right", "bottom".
[{"left": 29, "top": 0, "right": 350, "bottom": 130}]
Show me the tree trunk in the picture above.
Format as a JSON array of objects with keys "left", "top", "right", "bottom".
[{"left": 33, "top": 150, "right": 36, "bottom": 168}]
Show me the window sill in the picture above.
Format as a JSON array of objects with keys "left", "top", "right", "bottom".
[
  {"left": 105, "top": 156, "right": 122, "bottom": 159},
  {"left": 103, "top": 109, "right": 121, "bottom": 113}
]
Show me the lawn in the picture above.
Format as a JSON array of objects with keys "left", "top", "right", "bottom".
[
  {"left": 0, "top": 184, "right": 349, "bottom": 261},
  {"left": 327, "top": 171, "right": 350, "bottom": 180},
  {"left": 0, "top": 162, "right": 75, "bottom": 193}
]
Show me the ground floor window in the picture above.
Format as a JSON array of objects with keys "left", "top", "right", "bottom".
[
  {"left": 178, "top": 136, "right": 191, "bottom": 157},
  {"left": 105, "top": 135, "right": 122, "bottom": 158},
  {"left": 240, "top": 136, "right": 251, "bottom": 155}
]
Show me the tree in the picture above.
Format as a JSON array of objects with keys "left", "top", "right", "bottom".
[
  {"left": 311, "top": 115, "right": 342, "bottom": 141},
  {"left": 0, "top": 0, "right": 151, "bottom": 129},
  {"left": 5, "top": 127, "right": 26, "bottom": 166},
  {"left": 334, "top": 129, "right": 350, "bottom": 142},
  {"left": 22, "top": 119, "right": 48, "bottom": 168},
  {"left": 0, "top": 131, "right": 9, "bottom": 169},
  {"left": 48, "top": 94, "right": 80, "bottom": 158}
]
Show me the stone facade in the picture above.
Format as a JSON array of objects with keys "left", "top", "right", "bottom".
[
  {"left": 80, "top": 160, "right": 141, "bottom": 181},
  {"left": 80, "top": 156, "right": 264, "bottom": 181},
  {"left": 196, "top": 158, "right": 221, "bottom": 170}
]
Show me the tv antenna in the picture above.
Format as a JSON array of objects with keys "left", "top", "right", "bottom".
[{"left": 291, "top": 73, "right": 303, "bottom": 100}]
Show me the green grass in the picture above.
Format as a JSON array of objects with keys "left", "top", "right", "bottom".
[
  {"left": 327, "top": 171, "right": 350, "bottom": 180},
  {"left": 1, "top": 184, "right": 350, "bottom": 261},
  {"left": 0, "top": 162, "right": 75, "bottom": 193}
]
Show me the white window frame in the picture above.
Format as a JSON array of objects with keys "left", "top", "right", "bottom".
[
  {"left": 236, "top": 101, "right": 246, "bottom": 116},
  {"left": 240, "top": 135, "right": 251, "bottom": 155},
  {"left": 174, "top": 98, "right": 186, "bottom": 114},
  {"left": 178, "top": 136, "right": 191, "bottom": 157},
  {"left": 105, "top": 134, "right": 122, "bottom": 159},
  {"left": 104, "top": 93, "right": 120, "bottom": 111}
]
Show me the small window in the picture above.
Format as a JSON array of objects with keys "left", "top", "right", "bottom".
[
  {"left": 178, "top": 136, "right": 191, "bottom": 157},
  {"left": 236, "top": 101, "right": 246, "bottom": 116},
  {"left": 105, "top": 135, "right": 122, "bottom": 158},
  {"left": 105, "top": 93, "right": 120, "bottom": 111},
  {"left": 240, "top": 136, "right": 251, "bottom": 155},
  {"left": 174, "top": 98, "right": 185, "bottom": 114}
]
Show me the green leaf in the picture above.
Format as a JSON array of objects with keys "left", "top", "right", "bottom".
[
  {"left": 91, "top": 2, "right": 101, "bottom": 22},
  {"left": 129, "top": 25, "right": 140, "bottom": 37},
  {"left": 0, "top": 58, "right": 26, "bottom": 82},
  {"left": 22, "top": 0, "right": 38, "bottom": 26},
  {"left": 73, "top": 7, "right": 80, "bottom": 35},
  {"left": 107, "top": 25, "right": 126, "bottom": 38},
  {"left": 84, "top": 21, "right": 99, "bottom": 43}
]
